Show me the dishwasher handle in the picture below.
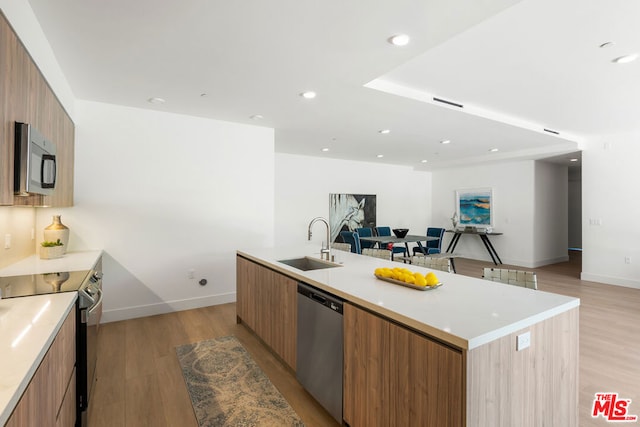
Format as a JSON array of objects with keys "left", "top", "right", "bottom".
[
  {"left": 298, "top": 282, "right": 343, "bottom": 314},
  {"left": 311, "top": 293, "right": 327, "bottom": 304}
]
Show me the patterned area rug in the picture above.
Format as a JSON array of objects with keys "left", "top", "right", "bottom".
[{"left": 176, "top": 335, "right": 305, "bottom": 427}]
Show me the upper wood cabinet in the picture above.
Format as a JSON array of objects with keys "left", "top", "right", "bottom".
[{"left": 0, "top": 11, "right": 74, "bottom": 207}]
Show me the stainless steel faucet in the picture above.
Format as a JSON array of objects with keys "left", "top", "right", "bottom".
[{"left": 308, "top": 217, "right": 331, "bottom": 261}]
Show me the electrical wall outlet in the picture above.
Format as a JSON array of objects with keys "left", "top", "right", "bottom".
[
  {"left": 4, "top": 234, "right": 11, "bottom": 249},
  {"left": 625, "top": 256, "right": 631, "bottom": 264},
  {"left": 516, "top": 331, "right": 531, "bottom": 351},
  {"left": 187, "top": 269, "right": 195, "bottom": 279}
]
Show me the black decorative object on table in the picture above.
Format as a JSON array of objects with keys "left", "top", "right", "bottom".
[{"left": 392, "top": 228, "right": 409, "bottom": 238}]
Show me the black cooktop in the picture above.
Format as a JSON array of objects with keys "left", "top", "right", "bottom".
[{"left": 0, "top": 270, "right": 91, "bottom": 299}]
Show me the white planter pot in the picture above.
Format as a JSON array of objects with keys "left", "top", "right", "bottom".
[{"left": 40, "top": 246, "right": 65, "bottom": 260}]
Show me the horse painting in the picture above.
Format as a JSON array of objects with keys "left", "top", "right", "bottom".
[{"left": 329, "top": 194, "right": 377, "bottom": 243}]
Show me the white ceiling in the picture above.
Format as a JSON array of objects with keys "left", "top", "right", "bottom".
[{"left": 26, "top": 0, "right": 639, "bottom": 170}]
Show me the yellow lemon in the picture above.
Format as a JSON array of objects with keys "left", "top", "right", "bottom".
[
  {"left": 425, "top": 272, "right": 439, "bottom": 286},
  {"left": 415, "top": 276, "right": 427, "bottom": 287},
  {"left": 404, "top": 275, "right": 416, "bottom": 284},
  {"left": 374, "top": 268, "right": 383, "bottom": 276}
]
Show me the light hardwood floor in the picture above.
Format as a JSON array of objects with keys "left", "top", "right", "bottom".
[{"left": 89, "top": 252, "right": 640, "bottom": 426}]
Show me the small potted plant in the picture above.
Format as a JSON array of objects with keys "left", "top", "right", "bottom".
[{"left": 40, "top": 239, "right": 65, "bottom": 259}]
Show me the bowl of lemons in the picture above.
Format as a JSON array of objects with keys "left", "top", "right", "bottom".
[{"left": 374, "top": 266, "right": 442, "bottom": 291}]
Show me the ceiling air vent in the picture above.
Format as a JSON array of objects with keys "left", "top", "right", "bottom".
[
  {"left": 543, "top": 128, "right": 560, "bottom": 135},
  {"left": 433, "top": 97, "right": 464, "bottom": 108}
]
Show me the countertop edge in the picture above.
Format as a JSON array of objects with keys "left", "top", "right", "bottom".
[
  {"left": 0, "top": 293, "right": 77, "bottom": 426},
  {"left": 0, "top": 249, "right": 104, "bottom": 277},
  {"left": 467, "top": 299, "right": 581, "bottom": 349},
  {"left": 237, "top": 250, "right": 470, "bottom": 349},
  {"left": 237, "top": 249, "right": 580, "bottom": 351}
]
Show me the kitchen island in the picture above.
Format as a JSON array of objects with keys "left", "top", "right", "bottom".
[{"left": 237, "top": 246, "right": 579, "bottom": 427}]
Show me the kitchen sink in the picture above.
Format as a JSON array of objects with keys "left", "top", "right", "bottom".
[{"left": 278, "top": 256, "right": 342, "bottom": 271}]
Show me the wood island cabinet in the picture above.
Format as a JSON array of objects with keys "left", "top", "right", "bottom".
[
  {"left": 343, "top": 303, "right": 463, "bottom": 427},
  {"left": 236, "top": 255, "right": 297, "bottom": 370},
  {"left": 6, "top": 307, "right": 76, "bottom": 427},
  {"left": 0, "top": 11, "right": 75, "bottom": 207},
  {"left": 236, "top": 253, "right": 579, "bottom": 427}
]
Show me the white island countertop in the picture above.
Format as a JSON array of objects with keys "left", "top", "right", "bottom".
[
  {"left": 0, "top": 250, "right": 103, "bottom": 277},
  {"left": 238, "top": 245, "right": 580, "bottom": 350},
  {"left": 0, "top": 292, "right": 77, "bottom": 426}
]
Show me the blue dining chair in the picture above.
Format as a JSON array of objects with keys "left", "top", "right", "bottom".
[
  {"left": 340, "top": 231, "right": 362, "bottom": 254},
  {"left": 356, "top": 227, "right": 376, "bottom": 249},
  {"left": 413, "top": 227, "right": 446, "bottom": 255},
  {"left": 375, "top": 226, "right": 407, "bottom": 260}
]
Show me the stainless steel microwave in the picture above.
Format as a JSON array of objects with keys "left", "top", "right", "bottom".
[{"left": 14, "top": 122, "right": 57, "bottom": 196}]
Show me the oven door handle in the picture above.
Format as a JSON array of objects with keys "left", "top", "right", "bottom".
[{"left": 88, "top": 288, "right": 103, "bottom": 315}]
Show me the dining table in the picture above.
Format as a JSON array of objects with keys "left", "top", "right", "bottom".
[{"left": 358, "top": 234, "right": 437, "bottom": 256}]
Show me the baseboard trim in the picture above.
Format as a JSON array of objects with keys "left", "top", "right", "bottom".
[
  {"left": 580, "top": 273, "right": 640, "bottom": 290},
  {"left": 529, "top": 255, "right": 570, "bottom": 268},
  {"left": 101, "top": 292, "right": 237, "bottom": 323}
]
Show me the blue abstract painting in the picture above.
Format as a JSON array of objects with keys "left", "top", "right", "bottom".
[{"left": 456, "top": 188, "right": 493, "bottom": 227}]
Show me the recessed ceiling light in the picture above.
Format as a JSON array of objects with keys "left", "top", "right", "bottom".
[
  {"left": 321, "top": 148, "right": 330, "bottom": 152},
  {"left": 300, "top": 91, "right": 317, "bottom": 99},
  {"left": 377, "top": 154, "right": 384, "bottom": 158},
  {"left": 147, "top": 97, "right": 165, "bottom": 104},
  {"left": 440, "top": 139, "right": 451, "bottom": 144},
  {"left": 599, "top": 41, "right": 615, "bottom": 48},
  {"left": 489, "top": 148, "right": 499, "bottom": 152},
  {"left": 379, "top": 129, "right": 390, "bottom": 134},
  {"left": 570, "top": 158, "right": 578, "bottom": 162},
  {"left": 388, "top": 34, "right": 410, "bottom": 46},
  {"left": 421, "top": 160, "right": 428, "bottom": 163},
  {"left": 612, "top": 54, "right": 638, "bottom": 64},
  {"left": 249, "top": 114, "right": 264, "bottom": 120}
]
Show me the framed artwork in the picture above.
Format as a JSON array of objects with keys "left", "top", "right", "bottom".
[
  {"left": 455, "top": 188, "right": 493, "bottom": 229},
  {"left": 329, "top": 194, "right": 376, "bottom": 243}
]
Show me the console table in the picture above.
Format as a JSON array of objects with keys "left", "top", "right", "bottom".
[{"left": 445, "top": 229, "right": 503, "bottom": 265}]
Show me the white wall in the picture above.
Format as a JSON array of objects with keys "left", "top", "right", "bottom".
[
  {"left": 567, "top": 168, "right": 582, "bottom": 249},
  {"left": 431, "top": 160, "right": 567, "bottom": 268},
  {"left": 432, "top": 161, "right": 535, "bottom": 265},
  {"left": 36, "top": 100, "right": 275, "bottom": 321},
  {"left": 534, "top": 161, "right": 568, "bottom": 265},
  {"left": 0, "top": 207, "right": 35, "bottom": 268},
  {"left": 275, "top": 154, "right": 431, "bottom": 249},
  {"left": 581, "top": 134, "right": 640, "bottom": 289}
]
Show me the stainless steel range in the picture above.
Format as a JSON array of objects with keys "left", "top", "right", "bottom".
[{"left": 0, "top": 257, "right": 103, "bottom": 427}]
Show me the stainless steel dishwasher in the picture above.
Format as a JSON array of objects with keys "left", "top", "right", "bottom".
[{"left": 296, "top": 282, "right": 344, "bottom": 424}]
